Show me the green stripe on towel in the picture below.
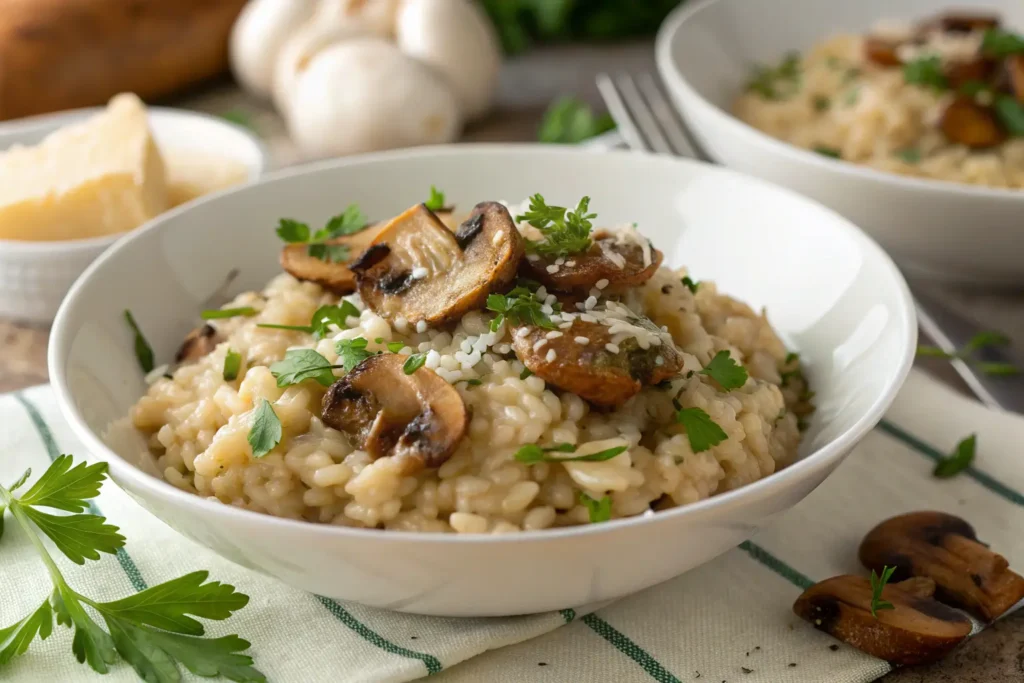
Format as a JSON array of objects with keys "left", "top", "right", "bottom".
[
  {"left": 582, "top": 613, "right": 682, "bottom": 683},
  {"left": 739, "top": 541, "right": 814, "bottom": 590},
  {"left": 14, "top": 392, "right": 149, "bottom": 592}
]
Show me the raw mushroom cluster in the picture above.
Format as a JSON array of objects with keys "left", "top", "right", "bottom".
[
  {"left": 865, "top": 11, "right": 1024, "bottom": 148},
  {"left": 794, "top": 511, "right": 1024, "bottom": 665},
  {"left": 229, "top": 0, "right": 502, "bottom": 157}
]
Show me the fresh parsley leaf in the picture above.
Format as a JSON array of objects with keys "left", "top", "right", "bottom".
[
  {"left": 813, "top": 145, "right": 841, "bottom": 159},
  {"left": 275, "top": 205, "right": 367, "bottom": 262},
  {"left": 895, "top": 147, "right": 922, "bottom": 164},
  {"left": 220, "top": 110, "right": 257, "bottom": 133},
  {"left": 18, "top": 455, "right": 106, "bottom": 513},
  {"left": 52, "top": 583, "right": 118, "bottom": 672},
  {"left": 307, "top": 243, "right": 350, "bottom": 263},
  {"left": 124, "top": 309, "right": 155, "bottom": 373},
  {"left": 959, "top": 80, "right": 990, "bottom": 97},
  {"left": 520, "top": 368, "right": 533, "bottom": 380},
  {"left": 517, "top": 193, "right": 596, "bottom": 257},
  {"left": 746, "top": 52, "right": 801, "bottom": 100},
  {"left": 981, "top": 28, "right": 1024, "bottom": 57},
  {"left": 403, "top": 354, "right": 427, "bottom": 375},
  {"left": 869, "top": 565, "right": 897, "bottom": 618},
  {"left": 455, "top": 378, "right": 483, "bottom": 386},
  {"left": 538, "top": 96, "right": 616, "bottom": 144},
  {"left": 425, "top": 186, "right": 446, "bottom": 211},
  {"left": 223, "top": 349, "right": 242, "bottom": 381},
  {"left": 784, "top": 352, "right": 799, "bottom": 364},
  {"left": 21, "top": 507, "right": 125, "bottom": 565},
  {"left": 700, "top": 350, "right": 749, "bottom": 390},
  {"left": 915, "top": 345, "right": 955, "bottom": 359},
  {"left": 248, "top": 399, "right": 281, "bottom": 459},
  {"left": 513, "top": 443, "right": 627, "bottom": 464},
  {"left": 963, "top": 330, "right": 1010, "bottom": 353},
  {"left": 0, "top": 601, "right": 53, "bottom": 666},
  {"left": 934, "top": 434, "right": 976, "bottom": 478},
  {"left": 201, "top": 307, "right": 257, "bottom": 320},
  {"left": 318, "top": 204, "right": 367, "bottom": 240},
  {"left": 675, "top": 407, "right": 728, "bottom": 453},
  {"left": 916, "top": 331, "right": 1018, "bottom": 375},
  {"left": 269, "top": 349, "right": 339, "bottom": 387},
  {"left": 903, "top": 56, "right": 948, "bottom": 90},
  {"left": 579, "top": 492, "right": 612, "bottom": 523},
  {"left": 386, "top": 341, "right": 406, "bottom": 353},
  {"left": 335, "top": 337, "right": 377, "bottom": 372},
  {"left": 8, "top": 468, "right": 31, "bottom": 493},
  {"left": 812, "top": 95, "right": 830, "bottom": 112},
  {"left": 257, "top": 302, "right": 360, "bottom": 339},
  {"left": 486, "top": 286, "right": 560, "bottom": 331},
  {"left": 977, "top": 362, "right": 1020, "bottom": 376},
  {"left": 993, "top": 95, "right": 1024, "bottom": 136},
  {"left": 681, "top": 276, "right": 699, "bottom": 294},
  {"left": 275, "top": 218, "right": 310, "bottom": 243}
]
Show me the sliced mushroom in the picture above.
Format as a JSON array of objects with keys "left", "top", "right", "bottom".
[
  {"left": 939, "top": 97, "right": 1006, "bottom": 148},
  {"left": 512, "top": 316, "right": 683, "bottom": 408},
  {"left": 944, "top": 57, "right": 996, "bottom": 89},
  {"left": 321, "top": 354, "right": 468, "bottom": 473},
  {"left": 175, "top": 324, "right": 222, "bottom": 363},
  {"left": 281, "top": 223, "right": 382, "bottom": 294},
  {"left": 522, "top": 228, "right": 663, "bottom": 293},
  {"left": 353, "top": 201, "right": 523, "bottom": 326},
  {"left": 1006, "top": 55, "right": 1024, "bottom": 103},
  {"left": 935, "top": 12, "right": 1000, "bottom": 33},
  {"left": 863, "top": 36, "right": 904, "bottom": 67},
  {"left": 793, "top": 575, "right": 971, "bottom": 666},
  {"left": 859, "top": 511, "right": 1024, "bottom": 621}
]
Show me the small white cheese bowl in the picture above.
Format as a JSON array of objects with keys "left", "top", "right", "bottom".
[{"left": 0, "top": 106, "right": 268, "bottom": 324}]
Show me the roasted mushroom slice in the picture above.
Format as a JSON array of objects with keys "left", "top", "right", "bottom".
[
  {"left": 935, "top": 12, "right": 1000, "bottom": 33},
  {"left": 175, "top": 324, "right": 222, "bottom": 363},
  {"left": 944, "top": 57, "right": 996, "bottom": 89},
  {"left": 793, "top": 575, "right": 971, "bottom": 666},
  {"left": 281, "top": 223, "right": 383, "bottom": 294},
  {"left": 512, "top": 315, "right": 683, "bottom": 408},
  {"left": 859, "top": 511, "right": 1024, "bottom": 621},
  {"left": 353, "top": 202, "right": 524, "bottom": 326},
  {"left": 522, "top": 227, "right": 663, "bottom": 293},
  {"left": 863, "top": 36, "right": 903, "bottom": 67},
  {"left": 1006, "top": 55, "right": 1024, "bottom": 103},
  {"left": 940, "top": 97, "right": 1006, "bottom": 148},
  {"left": 321, "top": 354, "right": 468, "bottom": 473}
]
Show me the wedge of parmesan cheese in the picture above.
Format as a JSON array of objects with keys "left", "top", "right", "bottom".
[{"left": 0, "top": 93, "right": 168, "bottom": 241}]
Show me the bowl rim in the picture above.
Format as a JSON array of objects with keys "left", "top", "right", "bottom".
[
  {"left": 48, "top": 143, "right": 917, "bottom": 545},
  {"left": 655, "top": 0, "right": 1024, "bottom": 202},
  {"left": 0, "top": 105, "right": 270, "bottom": 252}
]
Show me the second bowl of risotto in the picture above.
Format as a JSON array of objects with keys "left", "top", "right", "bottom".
[{"left": 50, "top": 145, "right": 915, "bottom": 616}]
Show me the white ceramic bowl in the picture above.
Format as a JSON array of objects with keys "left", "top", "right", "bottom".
[
  {"left": 0, "top": 106, "right": 268, "bottom": 324},
  {"left": 656, "top": 0, "right": 1024, "bottom": 285},
  {"left": 49, "top": 145, "right": 915, "bottom": 616}
]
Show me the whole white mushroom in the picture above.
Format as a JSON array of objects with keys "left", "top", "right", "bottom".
[
  {"left": 229, "top": 0, "right": 318, "bottom": 98},
  {"left": 314, "top": 0, "right": 401, "bottom": 38},
  {"left": 395, "top": 0, "right": 502, "bottom": 121},
  {"left": 288, "top": 38, "right": 462, "bottom": 157}
]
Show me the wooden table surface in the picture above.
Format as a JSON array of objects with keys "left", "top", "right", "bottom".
[{"left": 3, "top": 41, "right": 1022, "bottom": 682}]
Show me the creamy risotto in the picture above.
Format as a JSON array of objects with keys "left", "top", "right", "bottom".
[
  {"left": 734, "top": 11, "right": 1024, "bottom": 189},
  {"left": 127, "top": 195, "right": 811, "bottom": 533}
]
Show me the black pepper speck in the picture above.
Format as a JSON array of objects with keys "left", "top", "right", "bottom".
[
  {"left": 741, "top": 668, "right": 753, "bottom": 674},
  {"left": 829, "top": 644, "right": 839, "bottom": 652}
]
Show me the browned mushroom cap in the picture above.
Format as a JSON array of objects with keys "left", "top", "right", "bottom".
[
  {"left": 321, "top": 354, "right": 468, "bottom": 473},
  {"left": 793, "top": 575, "right": 971, "bottom": 665},
  {"left": 175, "top": 324, "right": 222, "bottom": 363},
  {"left": 512, "top": 317, "right": 683, "bottom": 408},
  {"left": 940, "top": 97, "right": 1007, "bottom": 148},
  {"left": 934, "top": 12, "right": 1000, "bottom": 33},
  {"left": 944, "top": 57, "right": 996, "bottom": 89},
  {"left": 1006, "top": 55, "right": 1024, "bottom": 103},
  {"left": 863, "top": 36, "right": 904, "bottom": 67},
  {"left": 280, "top": 223, "right": 383, "bottom": 294},
  {"left": 522, "top": 228, "right": 664, "bottom": 293},
  {"left": 353, "top": 202, "right": 524, "bottom": 326},
  {"left": 859, "top": 511, "right": 1024, "bottom": 621}
]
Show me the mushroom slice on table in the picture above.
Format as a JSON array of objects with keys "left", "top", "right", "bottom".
[
  {"left": 522, "top": 227, "right": 663, "bottom": 293},
  {"left": 512, "top": 316, "right": 683, "bottom": 409},
  {"left": 175, "top": 324, "right": 222, "bottom": 363},
  {"left": 793, "top": 575, "right": 972, "bottom": 666},
  {"left": 320, "top": 354, "right": 468, "bottom": 473},
  {"left": 939, "top": 97, "right": 1006, "bottom": 148},
  {"left": 859, "top": 511, "right": 1024, "bottom": 621},
  {"left": 353, "top": 201, "right": 523, "bottom": 326}
]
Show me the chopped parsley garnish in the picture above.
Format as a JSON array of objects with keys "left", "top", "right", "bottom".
[
  {"left": 403, "top": 353, "right": 427, "bottom": 375},
  {"left": 916, "top": 330, "right": 1018, "bottom": 376},
  {"left": 513, "top": 443, "right": 627, "bottom": 464},
  {"left": 785, "top": 351, "right": 799, "bottom": 364},
  {"left": 516, "top": 194, "right": 596, "bottom": 257},
  {"left": 959, "top": 80, "right": 991, "bottom": 97},
  {"left": 538, "top": 96, "right": 616, "bottom": 144},
  {"left": 223, "top": 349, "right": 242, "bottom": 381},
  {"left": 248, "top": 399, "right": 281, "bottom": 459},
  {"left": 993, "top": 96, "right": 1024, "bottom": 137},
  {"left": 700, "top": 350, "right": 749, "bottom": 390},
  {"left": 0, "top": 456, "right": 263, "bottom": 680},
  {"left": 681, "top": 276, "right": 700, "bottom": 294},
  {"left": 487, "top": 285, "right": 560, "bottom": 331},
  {"left": 812, "top": 95, "right": 830, "bottom": 112},
  {"left": 201, "top": 306, "right": 257, "bottom": 320},
  {"left": 425, "top": 186, "right": 446, "bottom": 211},
  {"left": 257, "top": 302, "right": 360, "bottom": 339},
  {"left": 579, "top": 492, "right": 612, "bottom": 523},
  {"left": 520, "top": 368, "right": 534, "bottom": 380},
  {"left": 981, "top": 28, "right": 1024, "bottom": 57},
  {"left": 933, "top": 434, "right": 976, "bottom": 478},
  {"left": 275, "top": 204, "right": 367, "bottom": 262},
  {"left": 869, "top": 565, "right": 897, "bottom": 618},
  {"left": 813, "top": 146, "right": 841, "bottom": 159},
  {"left": 894, "top": 147, "right": 922, "bottom": 164},
  {"left": 221, "top": 109, "right": 257, "bottom": 133},
  {"left": 746, "top": 52, "right": 801, "bottom": 100},
  {"left": 386, "top": 340, "right": 406, "bottom": 353},
  {"left": 124, "top": 309, "right": 154, "bottom": 373},
  {"left": 335, "top": 337, "right": 377, "bottom": 372},
  {"left": 454, "top": 378, "right": 483, "bottom": 387},
  {"left": 675, "top": 407, "right": 728, "bottom": 453},
  {"left": 903, "top": 56, "right": 948, "bottom": 91},
  {"left": 269, "top": 349, "right": 342, "bottom": 387},
  {"left": 842, "top": 87, "right": 860, "bottom": 107}
]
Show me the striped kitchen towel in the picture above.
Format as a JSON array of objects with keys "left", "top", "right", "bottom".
[{"left": 1, "top": 369, "right": 1021, "bottom": 682}]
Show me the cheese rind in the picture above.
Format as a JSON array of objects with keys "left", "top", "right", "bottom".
[{"left": 0, "top": 93, "right": 169, "bottom": 241}]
